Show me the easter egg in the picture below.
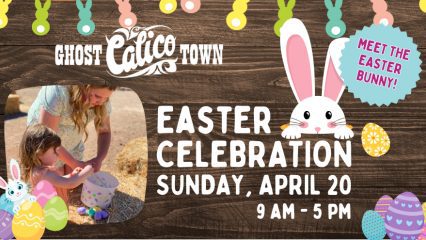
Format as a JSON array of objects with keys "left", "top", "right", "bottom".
[
  {"left": 94, "top": 211, "right": 103, "bottom": 221},
  {"left": 12, "top": 200, "right": 45, "bottom": 240},
  {"left": 77, "top": 207, "right": 87, "bottom": 215},
  {"left": 0, "top": 194, "right": 14, "bottom": 215},
  {"left": 362, "top": 210, "right": 386, "bottom": 239},
  {"left": 362, "top": 123, "right": 390, "bottom": 157},
  {"left": 419, "top": 203, "right": 426, "bottom": 240},
  {"left": 385, "top": 192, "right": 424, "bottom": 240},
  {"left": 0, "top": 210, "right": 14, "bottom": 240},
  {"left": 44, "top": 196, "right": 68, "bottom": 231},
  {"left": 374, "top": 195, "right": 393, "bottom": 219},
  {"left": 32, "top": 180, "right": 57, "bottom": 208}
]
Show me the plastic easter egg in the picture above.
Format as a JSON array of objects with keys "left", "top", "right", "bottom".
[
  {"left": 0, "top": 194, "right": 14, "bottom": 215},
  {"left": 44, "top": 196, "right": 68, "bottom": 231},
  {"left": 32, "top": 180, "right": 57, "bottom": 208},
  {"left": 12, "top": 200, "right": 45, "bottom": 240},
  {"left": 0, "top": 210, "right": 14, "bottom": 240},
  {"left": 77, "top": 207, "right": 87, "bottom": 215},
  {"left": 362, "top": 123, "right": 390, "bottom": 157},
  {"left": 385, "top": 192, "right": 424, "bottom": 240},
  {"left": 362, "top": 210, "right": 386, "bottom": 239},
  {"left": 88, "top": 208, "right": 96, "bottom": 217},
  {"left": 101, "top": 210, "right": 109, "bottom": 219},
  {"left": 374, "top": 195, "right": 393, "bottom": 219},
  {"left": 94, "top": 211, "right": 103, "bottom": 221}
]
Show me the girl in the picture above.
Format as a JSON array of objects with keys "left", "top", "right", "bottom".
[{"left": 20, "top": 124, "right": 94, "bottom": 204}]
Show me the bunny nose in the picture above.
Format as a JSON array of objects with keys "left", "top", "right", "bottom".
[{"left": 315, "top": 127, "right": 321, "bottom": 133}]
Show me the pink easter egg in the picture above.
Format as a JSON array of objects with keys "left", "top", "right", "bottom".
[
  {"left": 374, "top": 195, "right": 393, "bottom": 219},
  {"left": 32, "top": 180, "right": 57, "bottom": 207},
  {"left": 385, "top": 192, "right": 424, "bottom": 240}
]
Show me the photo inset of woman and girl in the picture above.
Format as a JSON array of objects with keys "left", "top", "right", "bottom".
[{"left": 4, "top": 84, "right": 147, "bottom": 224}]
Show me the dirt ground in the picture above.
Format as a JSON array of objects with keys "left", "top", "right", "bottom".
[{"left": 4, "top": 87, "right": 147, "bottom": 224}]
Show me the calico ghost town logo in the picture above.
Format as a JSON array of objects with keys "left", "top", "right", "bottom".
[{"left": 54, "top": 26, "right": 223, "bottom": 78}]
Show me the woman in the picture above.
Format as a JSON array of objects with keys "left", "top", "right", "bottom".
[{"left": 27, "top": 84, "right": 116, "bottom": 174}]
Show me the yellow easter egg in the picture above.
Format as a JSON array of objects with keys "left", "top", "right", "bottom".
[
  {"left": 226, "top": 11, "right": 247, "bottom": 31},
  {"left": 361, "top": 123, "right": 390, "bottom": 157},
  {"left": 12, "top": 201, "right": 45, "bottom": 240}
]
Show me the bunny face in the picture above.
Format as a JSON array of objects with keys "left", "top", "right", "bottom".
[
  {"left": 280, "top": 18, "right": 353, "bottom": 140},
  {"left": 5, "top": 180, "right": 29, "bottom": 202},
  {"left": 291, "top": 96, "right": 347, "bottom": 134}
]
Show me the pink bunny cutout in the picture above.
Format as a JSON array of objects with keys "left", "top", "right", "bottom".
[
  {"left": 279, "top": 18, "right": 354, "bottom": 140},
  {"left": 115, "top": 0, "right": 137, "bottom": 28}
]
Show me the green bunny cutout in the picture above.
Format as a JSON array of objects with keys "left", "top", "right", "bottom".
[
  {"left": 324, "top": 0, "right": 346, "bottom": 38},
  {"left": 76, "top": 0, "right": 95, "bottom": 36},
  {"left": 32, "top": 0, "right": 51, "bottom": 36}
]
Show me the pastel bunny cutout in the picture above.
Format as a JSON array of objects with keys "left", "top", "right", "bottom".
[
  {"left": 116, "top": 0, "right": 137, "bottom": 28},
  {"left": 0, "top": 0, "right": 12, "bottom": 29},
  {"left": 32, "top": 0, "right": 51, "bottom": 36},
  {"left": 76, "top": 0, "right": 95, "bottom": 35}
]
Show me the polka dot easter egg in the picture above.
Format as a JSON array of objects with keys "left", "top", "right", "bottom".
[
  {"left": 44, "top": 196, "right": 68, "bottom": 231},
  {"left": 362, "top": 210, "right": 386, "bottom": 239},
  {"left": 12, "top": 200, "right": 45, "bottom": 240},
  {"left": 375, "top": 195, "right": 393, "bottom": 219},
  {"left": 0, "top": 210, "right": 14, "bottom": 240},
  {"left": 385, "top": 192, "right": 424, "bottom": 240},
  {"left": 362, "top": 123, "right": 390, "bottom": 157},
  {"left": 32, "top": 180, "right": 57, "bottom": 208}
]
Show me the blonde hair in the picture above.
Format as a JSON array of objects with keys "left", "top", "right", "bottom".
[
  {"left": 68, "top": 84, "right": 116, "bottom": 140},
  {"left": 20, "top": 124, "right": 62, "bottom": 182}
]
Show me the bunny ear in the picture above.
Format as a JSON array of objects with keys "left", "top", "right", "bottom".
[
  {"left": 43, "top": 0, "right": 51, "bottom": 10},
  {"left": 322, "top": 38, "right": 349, "bottom": 102},
  {"left": 34, "top": 0, "right": 42, "bottom": 10},
  {"left": 86, "top": 0, "right": 92, "bottom": 9},
  {"left": 0, "top": 177, "right": 7, "bottom": 190},
  {"left": 280, "top": 18, "right": 315, "bottom": 103},
  {"left": 76, "top": 0, "right": 84, "bottom": 10},
  {"left": 10, "top": 159, "right": 21, "bottom": 181}
]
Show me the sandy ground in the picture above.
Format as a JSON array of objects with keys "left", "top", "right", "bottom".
[{"left": 4, "top": 87, "right": 147, "bottom": 224}]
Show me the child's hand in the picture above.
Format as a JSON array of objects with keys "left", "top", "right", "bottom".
[
  {"left": 70, "top": 167, "right": 82, "bottom": 176},
  {"left": 88, "top": 157, "right": 102, "bottom": 173}
]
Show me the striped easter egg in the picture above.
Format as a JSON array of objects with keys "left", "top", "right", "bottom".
[
  {"left": 32, "top": 180, "right": 57, "bottom": 208},
  {"left": 385, "top": 192, "right": 424, "bottom": 240},
  {"left": 375, "top": 195, "right": 393, "bottom": 219}
]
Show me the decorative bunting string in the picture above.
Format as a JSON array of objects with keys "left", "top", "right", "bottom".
[
  {"left": 32, "top": 0, "right": 51, "bottom": 36},
  {"left": 324, "top": 0, "right": 346, "bottom": 38},
  {"left": 181, "top": 0, "right": 200, "bottom": 14},
  {"left": 115, "top": 0, "right": 137, "bottom": 28},
  {"left": 159, "top": 0, "right": 177, "bottom": 14},
  {"left": 226, "top": 0, "right": 250, "bottom": 31},
  {"left": 76, "top": 0, "right": 95, "bottom": 36},
  {"left": 274, "top": 0, "right": 295, "bottom": 37},
  {"left": 370, "top": 0, "right": 393, "bottom": 26},
  {"left": 0, "top": 0, "right": 12, "bottom": 29}
]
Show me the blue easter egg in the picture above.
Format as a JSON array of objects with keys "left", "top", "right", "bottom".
[{"left": 362, "top": 210, "right": 386, "bottom": 240}]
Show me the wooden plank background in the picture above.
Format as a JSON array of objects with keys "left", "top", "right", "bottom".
[{"left": 0, "top": 0, "right": 425, "bottom": 238}]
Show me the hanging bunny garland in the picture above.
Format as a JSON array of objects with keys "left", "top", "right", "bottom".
[
  {"left": 159, "top": 0, "right": 177, "bottom": 14},
  {"left": 226, "top": 0, "right": 250, "bottom": 31},
  {"left": 32, "top": 0, "right": 51, "bottom": 36},
  {"left": 274, "top": 0, "right": 295, "bottom": 37},
  {"left": 181, "top": 0, "right": 200, "bottom": 13},
  {"left": 76, "top": 0, "right": 95, "bottom": 36},
  {"left": 115, "top": 0, "right": 137, "bottom": 28},
  {"left": 0, "top": 0, "right": 12, "bottom": 29},
  {"left": 324, "top": 0, "right": 346, "bottom": 38}
]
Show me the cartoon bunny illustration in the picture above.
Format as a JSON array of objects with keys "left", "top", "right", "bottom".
[
  {"left": 279, "top": 18, "right": 354, "bottom": 140},
  {"left": 0, "top": 159, "right": 36, "bottom": 214}
]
